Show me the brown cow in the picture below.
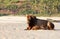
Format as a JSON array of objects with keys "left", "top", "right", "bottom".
[{"left": 25, "top": 14, "right": 54, "bottom": 30}]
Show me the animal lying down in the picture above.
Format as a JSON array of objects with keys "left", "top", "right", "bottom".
[{"left": 25, "top": 15, "right": 55, "bottom": 30}]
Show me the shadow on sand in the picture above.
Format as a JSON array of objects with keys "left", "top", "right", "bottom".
[
  {"left": 54, "top": 29, "right": 60, "bottom": 31},
  {"left": 47, "top": 19, "right": 60, "bottom": 23}
]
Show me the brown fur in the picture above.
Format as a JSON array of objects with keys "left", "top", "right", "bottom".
[{"left": 25, "top": 15, "right": 54, "bottom": 30}]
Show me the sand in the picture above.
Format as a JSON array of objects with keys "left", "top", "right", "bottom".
[{"left": 0, "top": 16, "right": 60, "bottom": 39}]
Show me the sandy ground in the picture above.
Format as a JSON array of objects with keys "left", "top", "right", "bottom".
[{"left": 0, "top": 16, "right": 60, "bottom": 39}]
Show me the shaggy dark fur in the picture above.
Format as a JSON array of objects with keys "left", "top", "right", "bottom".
[{"left": 25, "top": 15, "right": 54, "bottom": 30}]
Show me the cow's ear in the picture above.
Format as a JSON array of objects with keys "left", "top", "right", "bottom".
[
  {"left": 32, "top": 16, "right": 36, "bottom": 19},
  {"left": 26, "top": 14, "right": 30, "bottom": 18},
  {"left": 34, "top": 16, "right": 36, "bottom": 19}
]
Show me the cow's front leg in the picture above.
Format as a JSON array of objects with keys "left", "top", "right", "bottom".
[{"left": 25, "top": 26, "right": 31, "bottom": 30}]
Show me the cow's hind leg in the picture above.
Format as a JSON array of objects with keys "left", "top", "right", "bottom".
[{"left": 47, "top": 22, "right": 54, "bottom": 30}]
